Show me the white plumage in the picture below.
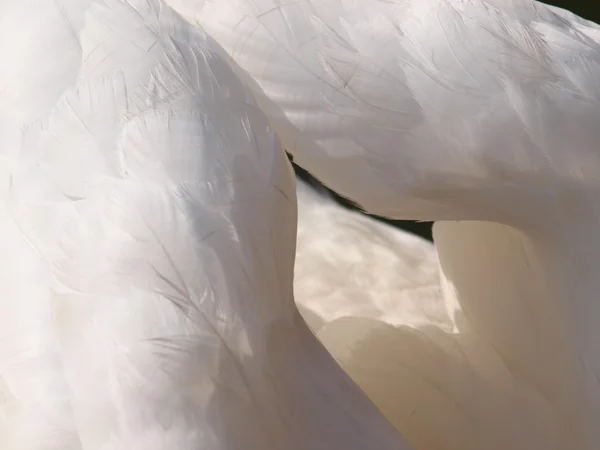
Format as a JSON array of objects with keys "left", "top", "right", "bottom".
[
  {"left": 173, "top": 0, "right": 600, "bottom": 218},
  {"left": 171, "top": 1, "right": 600, "bottom": 449},
  {"left": 4, "top": 0, "right": 600, "bottom": 449},
  {"left": 0, "top": 1, "right": 411, "bottom": 449},
  {"left": 295, "top": 178, "right": 441, "bottom": 333}
]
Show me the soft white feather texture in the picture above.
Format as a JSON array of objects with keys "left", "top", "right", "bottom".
[
  {"left": 294, "top": 178, "right": 443, "bottom": 333},
  {"left": 173, "top": 1, "right": 600, "bottom": 449},
  {"left": 1, "top": 1, "right": 413, "bottom": 449},
  {"left": 0, "top": 1, "right": 91, "bottom": 448},
  {"left": 293, "top": 180, "right": 593, "bottom": 450},
  {"left": 170, "top": 0, "right": 600, "bottom": 220},
  {"left": 313, "top": 220, "right": 592, "bottom": 450},
  {"left": 5, "top": 1, "right": 600, "bottom": 449}
]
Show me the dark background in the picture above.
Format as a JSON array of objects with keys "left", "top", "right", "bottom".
[{"left": 294, "top": 1, "right": 600, "bottom": 242}]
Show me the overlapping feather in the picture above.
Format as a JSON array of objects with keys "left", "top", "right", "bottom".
[
  {"left": 1, "top": 1, "right": 413, "bottom": 449},
  {"left": 175, "top": 0, "right": 600, "bottom": 220},
  {"left": 177, "top": 1, "right": 600, "bottom": 449}
]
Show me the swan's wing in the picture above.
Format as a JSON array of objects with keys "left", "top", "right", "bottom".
[
  {"left": 172, "top": 0, "right": 600, "bottom": 223},
  {"left": 8, "top": 1, "right": 294, "bottom": 447},
  {"left": 2, "top": 1, "right": 412, "bottom": 449},
  {"left": 0, "top": 1, "right": 91, "bottom": 448},
  {"left": 544, "top": 3, "right": 597, "bottom": 26},
  {"left": 294, "top": 178, "right": 445, "bottom": 332}
]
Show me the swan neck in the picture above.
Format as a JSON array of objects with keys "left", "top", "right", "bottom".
[{"left": 434, "top": 220, "right": 600, "bottom": 447}]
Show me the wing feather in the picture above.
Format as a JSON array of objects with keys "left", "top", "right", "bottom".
[{"left": 179, "top": 0, "right": 600, "bottom": 222}]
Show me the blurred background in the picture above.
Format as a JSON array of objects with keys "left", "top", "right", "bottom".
[{"left": 293, "top": 1, "right": 600, "bottom": 242}]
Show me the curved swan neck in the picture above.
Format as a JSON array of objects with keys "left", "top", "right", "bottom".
[
  {"left": 434, "top": 219, "right": 600, "bottom": 448},
  {"left": 528, "top": 215, "right": 600, "bottom": 360}
]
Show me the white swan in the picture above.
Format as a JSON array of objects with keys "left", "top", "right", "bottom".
[
  {"left": 169, "top": 1, "right": 600, "bottom": 448},
  {"left": 5, "top": 0, "right": 600, "bottom": 449},
  {"left": 0, "top": 1, "right": 413, "bottom": 449}
]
